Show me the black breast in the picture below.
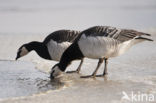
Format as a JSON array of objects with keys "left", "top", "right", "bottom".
[{"left": 43, "top": 30, "right": 80, "bottom": 44}]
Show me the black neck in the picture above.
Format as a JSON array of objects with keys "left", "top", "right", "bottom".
[
  {"left": 26, "top": 41, "right": 51, "bottom": 60},
  {"left": 58, "top": 42, "right": 84, "bottom": 72}
]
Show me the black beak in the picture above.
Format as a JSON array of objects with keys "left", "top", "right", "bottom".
[
  {"left": 15, "top": 55, "right": 19, "bottom": 60},
  {"left": 50, "top": 73, "right": 54, "bottom": 79}
]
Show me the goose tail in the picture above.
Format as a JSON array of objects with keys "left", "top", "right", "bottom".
[
  {"left": 135, "top": 36, "right": 153, "bottom": 41},
  {"left": 136, "top": 32, "right": 153, "bottom": 41}
]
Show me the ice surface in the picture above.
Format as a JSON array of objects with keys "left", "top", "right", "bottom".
[{"left": 0, "top": 0, "right": 156, "bottom": 103}]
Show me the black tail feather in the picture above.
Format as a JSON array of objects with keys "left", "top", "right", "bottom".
[{"left": 135, "top": 37, "right": 153, "bottom": 41}]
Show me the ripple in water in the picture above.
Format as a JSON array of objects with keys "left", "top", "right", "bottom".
[{"left": 0, "top": 60, "right": 65, "bottom": 99}]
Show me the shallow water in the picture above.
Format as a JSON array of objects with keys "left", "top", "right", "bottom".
[
  {"left": 0, "top": 33, "right": 156, "bottom": 103},
  {"left": 0, "top": 0, "right": 156, "bottom": 103},
  {"left": 0, "top": 60, "right": 65, "bottom": 99}
]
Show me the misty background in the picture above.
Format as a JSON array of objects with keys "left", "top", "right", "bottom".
[{"left": 0, "top": 0, "right": 156, "bottom": 34}]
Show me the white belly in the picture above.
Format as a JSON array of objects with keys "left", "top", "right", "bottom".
[
  {"left": 47, "top": 40, "right": 72, "bottom": 61},
  {"left": 78, "top": 35, "right": 120, "bottom": 59}
]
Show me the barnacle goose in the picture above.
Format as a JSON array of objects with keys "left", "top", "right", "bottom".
[
  {"left": 16, "top": 30, "right": 84, "bottom": 73},
  {"left": 50, "top": 26, "right": 153, "bottom": 79}
]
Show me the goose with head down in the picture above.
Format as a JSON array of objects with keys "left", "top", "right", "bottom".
[
  {"left": 16, "top": 30, "right": 84, "bottom": 73},
  {"left": 50, "top": 26, "right": 153, "bottom": 79}
]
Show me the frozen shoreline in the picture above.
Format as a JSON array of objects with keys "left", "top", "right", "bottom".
[
  {"left": 0, "top": 30, "right": 156, "bottom": 103},
  {"left": 0, "top": 0, "right": 156, "bottom": 102}
]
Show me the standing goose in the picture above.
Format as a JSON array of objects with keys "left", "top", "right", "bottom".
[
  {"left": 50, "top": 26, "right": 153, "bottom": 79},
  {"left": 16, "top": 30, "right": 84, "bottom": 73}
]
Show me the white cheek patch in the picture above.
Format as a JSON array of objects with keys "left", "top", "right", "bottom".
[
  {"left": 20, "top": 47, "right": 29, "bottom": 57},
  {"left": 51, "top": 66, "right": 62, "bottom": 77}
]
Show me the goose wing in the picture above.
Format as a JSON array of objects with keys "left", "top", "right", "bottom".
[
  {"left": 43, "top": 30, "right": 80, "bottom": 44},
  {"left": 78, "top": 26, "right": 152, "bottom": 42}
]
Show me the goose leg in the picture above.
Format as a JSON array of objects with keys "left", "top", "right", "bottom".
[
  {"left": 103, "top": 58, "right": 108, "bottom": 75},
  {"left": 96, "top": 58, "right": 108, "bottom": 77},
  {"left": 81, "top": 58, "right": 104, "bottom": 78},
  {"left": 66, "top": 58, "right": 84, "bottom": 73}
]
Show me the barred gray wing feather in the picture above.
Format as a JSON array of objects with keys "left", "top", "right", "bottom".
[
  {"left": 79, "top": 26, "right": 152, "bottom": 42},
  {"left": 43, "top": 30, "right": 80, "bottom": 44},
  {"left": 115, "top": 30, "right": 152, "bottom": 42}
]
